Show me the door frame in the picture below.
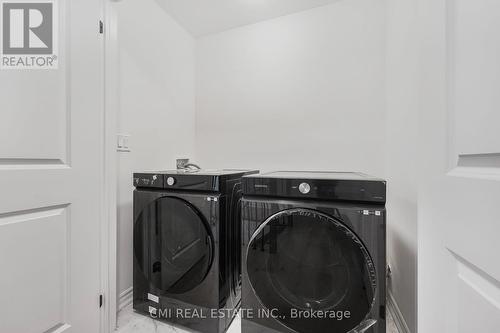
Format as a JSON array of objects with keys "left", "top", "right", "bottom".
[{"left": 102, "top": 0, "right": 119, "bottom": 331}]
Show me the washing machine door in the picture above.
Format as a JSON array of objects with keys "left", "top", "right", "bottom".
[
  {"left": 246, "top": 208, "right": 377, "bottom": 333},
  {"left": 134, "top": 196, "right": 214, "bottom": 294}
]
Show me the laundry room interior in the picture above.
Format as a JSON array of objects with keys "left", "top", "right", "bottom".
[
  {"left": 115, "top": 0, "right": 416, "bottom": 332},
  {"left": 2, "top": 0, "right": 499, "bottom": 332}
]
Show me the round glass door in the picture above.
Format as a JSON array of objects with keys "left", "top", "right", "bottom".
[
  {"left": 246, "top": 208, "right": 376, "bottom": 333},
  {"left": 134, "top": 197, "right": 213, "bottom": 294}
]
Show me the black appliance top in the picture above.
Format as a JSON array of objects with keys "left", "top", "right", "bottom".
[
  {"left": 133, "top": 169, "right": 259, "bottom": 192},
  {"left": 243, "top": 171, "right": 386, "bottom": 204}
]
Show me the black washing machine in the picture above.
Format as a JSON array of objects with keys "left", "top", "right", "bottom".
[
  {"left": 241, "top": 171, "right": 386, "bottom": 333},
  {"left": 133, "top": 169, "right": 258, "bottom": 333}
]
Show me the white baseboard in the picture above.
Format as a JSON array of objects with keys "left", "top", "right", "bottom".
[
  {"left": 387, "top": 291, "right": 411, "bottom": 333},
  {"left": 118, "top": 287, "right": 133, "bottom": 312}
]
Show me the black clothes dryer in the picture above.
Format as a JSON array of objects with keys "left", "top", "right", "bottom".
[
  {"left": 133, "top": 169, "right": 258, "bottom": 333},
  {"left": 241, "top": 171, "right": 386, "bottom": 333}
]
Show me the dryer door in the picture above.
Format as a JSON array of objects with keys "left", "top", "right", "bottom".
[
  {"left": 134, "top": 196, "right": 214, "bottom": 294},
  {"left": 246, "top": 208, "right": 377, "bottom": 333}
]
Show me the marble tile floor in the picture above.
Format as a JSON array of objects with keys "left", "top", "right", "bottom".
[{"left": 116, "top": 304, "right": 400, "bottom": 333}]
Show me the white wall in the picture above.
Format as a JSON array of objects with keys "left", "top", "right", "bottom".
[
  {"left": 195, "top": 0, "right": 386, "bottom": 175},
  {"left": 114, "top": 0, "right": 196, "bottom": 300},
  {"left": 385, "top": 0, "right": 418, "bottom": 331}
]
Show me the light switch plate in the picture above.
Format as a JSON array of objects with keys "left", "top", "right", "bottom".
[{"left": 117, "top": 134, "right": 131, "bottom": 152}]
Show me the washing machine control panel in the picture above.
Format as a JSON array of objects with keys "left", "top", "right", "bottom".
[{"left": 243, "top": 172, "right": 386, "bottom": 203}]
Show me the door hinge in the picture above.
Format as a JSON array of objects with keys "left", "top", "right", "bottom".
[
  {"left": 99, "top": 294, "right": 104, "bottom": 308},
  {"left": 99, "top": 20, "right": 104, "bottom": 34}
]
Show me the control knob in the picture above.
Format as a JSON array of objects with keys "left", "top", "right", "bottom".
[
  {"left": 299, "top": 182, "right": 311, "bottom": 194},
  {"left": 166, "top": 177, "right": 176, "bottom": 186}
]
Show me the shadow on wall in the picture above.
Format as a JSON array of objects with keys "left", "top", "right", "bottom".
[
  {"left": 195, "top": 0, "right": 386, "bottom": 175},
  {"left": 387, "top": 191, "right": 417, "bottom": 333},
  {"left": 114, "top": 0, "right": 196, "bottom": 300},
  {"left": 117, "top": 197, "right": 134, "bottom": 299},
  {"left": 118, "top": 0, "right": 194, "bottom": 103}
]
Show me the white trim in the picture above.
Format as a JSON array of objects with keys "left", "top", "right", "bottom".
[
  {"left": 119, "top": 287, "right": 134, "bottom": 312},
  {"left": 102, "top": 1, "right": 120, "bottom": 332},
  {"left": 387, "top": 291, "right": 411, "bottom": 333}
]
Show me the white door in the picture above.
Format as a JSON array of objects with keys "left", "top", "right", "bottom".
[
  {"left": 419, "top": 0, "right": 500, "bottom": 332},
  {"left": 0, "top": 0, "right": 104, "bottom": 332}
]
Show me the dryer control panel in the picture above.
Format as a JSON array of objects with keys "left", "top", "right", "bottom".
[
  {"left": 133, "top": 169, "right": 259, "bottom": 192},
  {"left": 133, "top": 173, "right": 163, "bottom": 189}
]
